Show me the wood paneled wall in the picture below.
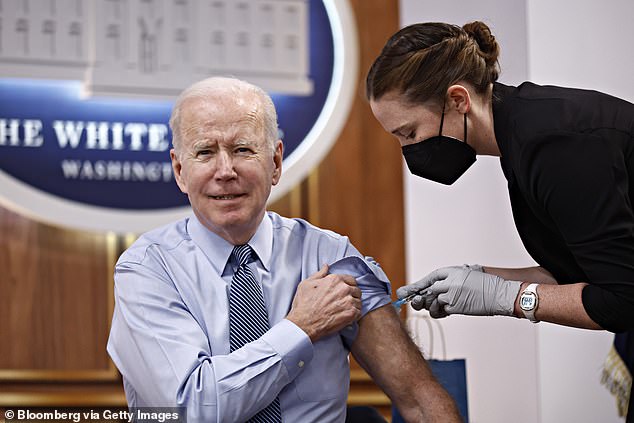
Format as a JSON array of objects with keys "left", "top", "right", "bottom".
[{"left": 0, "top": 0, "right": 401, "bottom": 419}]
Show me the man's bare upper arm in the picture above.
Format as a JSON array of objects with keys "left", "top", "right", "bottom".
[
  {"left": 350, "top": 304, "right": 462, "bottom": 423},
  {"left": 351, "top": 304, "right": 428, "bottom": 398}
]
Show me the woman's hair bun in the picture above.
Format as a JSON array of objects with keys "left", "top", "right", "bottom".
[{"left": 462, "top": 21, "right": 499, "bottom": 66}]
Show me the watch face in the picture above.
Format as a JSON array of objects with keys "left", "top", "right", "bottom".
[{"left": 520, "top": 292, "right": 537, "bottom": 311}]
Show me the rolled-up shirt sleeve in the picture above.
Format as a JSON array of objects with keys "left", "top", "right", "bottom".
[
  {"left": 108, "top": 259, "right": 313, "bottom": 423},
  {"left": 328, "top": 255, "right": 392, "bottom": 316},
  {"left": 326, "top": 245, "right": 392, "bottom": 347}
]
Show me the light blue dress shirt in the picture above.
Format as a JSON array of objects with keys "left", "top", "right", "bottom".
[{"left": 107, "top": 211, "right": 392, "bottom": 423}]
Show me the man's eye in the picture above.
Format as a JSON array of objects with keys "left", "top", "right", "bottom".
[
  {"left": 406, "top": 132, "right": 416, "bottom": 140},
  {"left": 236, "top": 147, "right": 253, "bottom": 154},
  {"left": 196, "top": 149, "right": 212, "bottom": 157}
]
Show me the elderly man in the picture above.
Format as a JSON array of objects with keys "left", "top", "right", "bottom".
[{"left": 107, "top": 77, "right": 460, "bottom": 423}]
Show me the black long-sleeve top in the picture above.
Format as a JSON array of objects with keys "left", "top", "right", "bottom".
[{"left": 492, "top": 82, "right": 634, "bottom": 332}]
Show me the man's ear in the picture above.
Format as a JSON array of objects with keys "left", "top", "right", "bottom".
[
  {"left": 446, "top": 84, "right": 471, "bottom": 114},
  {"left": 170, "top": 148, "right": 188, "bottom": 194},
  {"left": 271, "top": 140, "right": 284, "bottom": 186}
]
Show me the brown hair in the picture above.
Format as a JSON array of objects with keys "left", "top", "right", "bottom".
[{"left": 366, "top": 21, "right": 500, "bottom": 105}]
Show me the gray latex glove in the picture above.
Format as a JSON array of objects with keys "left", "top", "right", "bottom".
[
  {"left": 465, "top": 263, "right": 483, "bottom": 273},
  {"left": 410, "top": 266, "right": 521, "bottom": 318},
  {"left": 396, "top": 264, "right": 482, "bottom": 308}
]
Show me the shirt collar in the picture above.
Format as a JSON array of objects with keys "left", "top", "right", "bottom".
[
  {"left": 187, "top": 212, "right": 273, "bottom": 274},
  {"left": 248, "top": 212, "right": 273, "bottom": 272}
]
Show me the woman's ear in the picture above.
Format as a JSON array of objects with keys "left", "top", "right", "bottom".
[{"left": 446, "top": 84, "right": 471, "bottom": 114}]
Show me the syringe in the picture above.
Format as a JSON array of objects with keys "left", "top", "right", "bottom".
[{"left": 392, "top": 293, "right": 418, "bottom": 309}]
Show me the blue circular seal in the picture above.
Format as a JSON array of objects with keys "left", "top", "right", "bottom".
[{"left": 0, "top": 0, "right": 358, "bottom": 232}]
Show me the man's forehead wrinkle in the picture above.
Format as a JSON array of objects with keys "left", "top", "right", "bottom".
[
  {"left": 180, "top": 95, "right": 263, "bottom": 145},
  {"left": 219, "top": 103, "right": 263, "bottom": 136},
  {"left": 181, "top": 121, "right": 259, "bottom": 152},
  {"left": 181, "top": 121, "right": 215, "bottom": 146},
  {"left": 244, "top": 107, "right": 262, "bottom": 128},
  {"left": 191, "top": 138, "right": 215, "bottom": 149},
  {"left": 225, "top": 91, "right": 260, "bottom": 120},
  {"left": 203, "top": 93, "right": 259, "bottom": 118}
]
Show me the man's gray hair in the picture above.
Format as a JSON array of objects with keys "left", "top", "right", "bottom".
[{"left": 169, "top": 76, "right": 279, "bottom": 154}]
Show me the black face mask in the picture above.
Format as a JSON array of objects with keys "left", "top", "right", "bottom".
[{"left": 401, "top": 105, "right": 476, "bottom": 185}]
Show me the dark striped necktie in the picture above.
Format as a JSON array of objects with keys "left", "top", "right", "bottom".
[{"left": 228, "top": 244, "right": 282, "bottom": 423}]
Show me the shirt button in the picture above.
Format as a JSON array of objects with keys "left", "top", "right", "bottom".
[{"left": 298, "top": 361, "right": 305, "bottom": 368}]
